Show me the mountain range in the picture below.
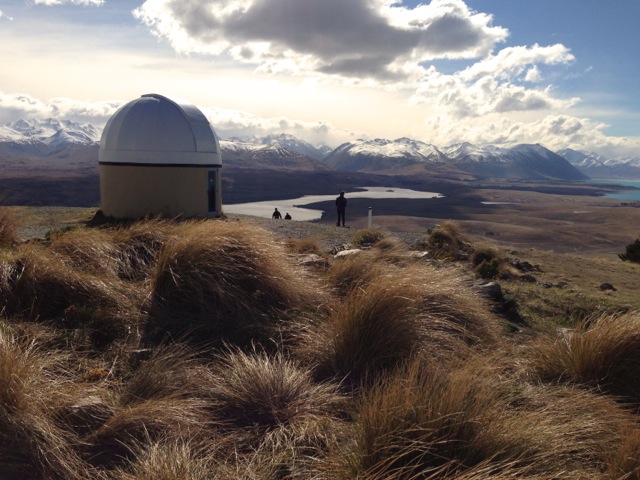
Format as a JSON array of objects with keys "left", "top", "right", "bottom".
[{"left": 1, "top": 118, "right": 639, "bottom": 181}]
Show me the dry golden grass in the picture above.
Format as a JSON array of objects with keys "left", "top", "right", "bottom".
[
  {"left": 528, "top": 311, "right": 640, "bottom": 403},
  {"left": 0, "top": 206, "right": 19, "bottom": 248},
  {"left": 324, "top": 251, "right": 385, "bottom": 295},
  {"left": 285, "top": 236, "right": 323, "bottom": 255},
  {"left": 146, "top": 220, "right": 321, "bottom": 348},
  {"left": 201, "top": 349, "right": 348, "bottom": 464},
  {"left": 299, "top": 260, "right": 501, "bottom": 388},
  {"left": 327, "top": 356, "right": 633, "bottom": 480},
  {"left": 4, "top": 211, "right": 640, "bottom": 479},
  {"left": 0, "top": 325, "right": 90, "bottom": 479},
  {"left": 427, "top": 220, "right": 474, "bottom": 260},
  {"left": 0, "top": 244, "right": 143, "bottom": 349},
  {"left": 350, "top": 227, "right": 388, "bottom": 248},
  {"left": 85, "top": 397, "right": 211, "bottom": 469}
]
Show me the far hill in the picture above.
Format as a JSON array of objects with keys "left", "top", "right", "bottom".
[{"left": 324, "top": 139, "right": 588, "bottom": 181}]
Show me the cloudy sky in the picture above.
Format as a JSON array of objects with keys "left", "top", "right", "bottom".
[{"left": 1, "top": 0, "right": 638, "bottom": 156}]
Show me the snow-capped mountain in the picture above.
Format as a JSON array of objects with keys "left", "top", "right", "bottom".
[
  {"left": 220, "top": 138, "right": 327, "bottom": 171},
  {"left": 557, "top": 148, "right": 640, "bottom": 179},
  {"left": 240, "top": 133, "right": 331, "bottom": 160},
  {"left": 2, "top": 117, "right": 638, "bottom": 181},
  {"left": 0, "top": 118, "right": 101, "bottom": 146},
  {"left": 324, "top": 139, "right": 587, "bottom": 180},
  {"left": 323, "top": 137, "right": 447, "bottom": 172},
  {"left": 441, "top": 142, "right": 505, "bottom": 163}
]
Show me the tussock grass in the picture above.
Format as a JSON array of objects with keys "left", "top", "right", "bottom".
[
  {"left": 285, "top": 236, "right": 323, "bottom": 255},
  {"left": 0, "top": 326, "right": 88, "bottom": 479},
  {"left": 406, "top": 263, "right": 502, "bottom": 351},
  {"left": 48, "top": 227, "right": 120, "bottom": 277},
  {"left": 335, "top": 357, "right": 631, "bottom": 480},
  {"left": 0, "top": 245, "right": 142, "bottom": 349},
  {"left": 371, "top": 235, "right": 407, "bottom": 254},
  {"left": 111, "top": 219, "right": 173, "bottom": 281},
  {"left": 472, "top": 243, "right": 506, "bottom": 279},
  {"left": 350, "top": 228, "right": 388, "bottom": 248},
  {"left": 5, "top": 212, "right": 640, "bottom": 478},
  {"left": 528, "top": 311, "right": 640, "bottom": 403},
  {"left": 298, "top": 278, "right": 427, "bottom": 387},
  {"left": 428, "top": 220, "right": 474, "bottom": 260},
  {"left": 302, "top": 261, "right": 501, "bottom": 387},
  {"left": 146, "top": 221, "right": 320, "bottom": 348},
  {"left": 325, "top": 251, "right": 384, "bottom": 295},
  {"left": 0, "top": 206, "right": 19, "bottom": 248},
  {"left": 181, "top": 348, "right": 349, "bottom": 477},
  {"left": 605, "top": 425, "right": 640, "bottom": 479},
  {"left": 85, "top": 397, "right": 211, "bottom": 469},
  {"left": 120, "top": 345, "right": 212, "bottom": 405},
  {"left": 204, "top": 349, "right": 346, "bottom": 442},
  {"left": 108, "top": 437, "right": 218, "bottom": 480},
  {"left": 337, "top": 359, "right": 522, "bottom": 479}
]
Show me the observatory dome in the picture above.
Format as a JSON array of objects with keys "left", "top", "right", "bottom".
[{"left": 100, "top": 93, "right": 221, "bottom": 166}]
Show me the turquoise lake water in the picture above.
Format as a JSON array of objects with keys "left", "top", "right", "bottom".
[{"left": 593, "top": 179, "right": 640, "bottom": 200}]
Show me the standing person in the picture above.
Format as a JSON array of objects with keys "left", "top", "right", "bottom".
[
  {"left": 272, "top": 208, "right": 282, "bottom": 219},
  {"left": 335, "top": 191, "right": 347, "bottom": 227}
]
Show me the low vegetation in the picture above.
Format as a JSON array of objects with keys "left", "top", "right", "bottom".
[
  {"left": 0, "top": 206, "right": 19, "bottom": 248},
  {"left": 619, "top": 237, "right": 640, "bottom": 263},
  {"left": 1, "top": 215, "right": 640, "bottom": 479}
]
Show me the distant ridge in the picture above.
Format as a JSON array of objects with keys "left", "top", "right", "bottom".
[
  {"left": 324, "top": 138, "right": 588, "bottom": 181},
  {"left": 557, "top": 148, "right": 640, "bottom": 179},
  {"left": 2, "top": 116, "right": 638, "bottom": 180}
]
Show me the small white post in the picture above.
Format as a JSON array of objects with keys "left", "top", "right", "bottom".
[{"left": 368, "top": 206, "right": 372, "bottom": 228}]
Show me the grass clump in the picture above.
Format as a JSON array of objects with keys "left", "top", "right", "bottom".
[
  {"left": 0, "top": 326, "right": 88, "bottom": 479},
  {"left": 303, "top": 261, "right": 501, "bottom": 388},
  {"left": 0, "top": 207, "right": 19, "bottom": 248},
  {"left": 350, "top": 228, "right": 388, "bottom": 248},
  {"left": 335, "top": 357, "right": 632, "bottom": 480},
  {"left": 325, "top": 251, "right": 383, "bottom": 295},
  {"left": 427, "top": 220, "right": 474, "bottom": 260},
  {"left": 204, "top": 349, "right": 346, "bottom": 439},
  {"left": 146, "top": 221, "right": 319, "bottom": 348},
  {"left": 298, "top": 278, "right": 427, "bottom": 387},
  {"left": 285, "top": 236, "right": 323, "bottom": 255},
  {"left": 472, "top": 244, "right": 504, "bottom": 279},
  {"left": 111, "top": 219, "right": 172, "bottom": 281},
  {"left": 0, "top": 246, "right": 141, "bottom": 349},
  {"left": 528, "top": 311, "right": 640, "bottom": 404}
]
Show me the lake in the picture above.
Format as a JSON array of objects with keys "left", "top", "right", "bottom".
[
  {"left": 593, "top": 179, "right": 640, "bottom": 201},
  {"left": 223, "top": 186, "right": 443, "bottom": 221}
]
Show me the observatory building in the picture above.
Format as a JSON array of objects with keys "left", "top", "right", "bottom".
[{"left": 99, "top": 93, "right": 222, "bottom": 219}]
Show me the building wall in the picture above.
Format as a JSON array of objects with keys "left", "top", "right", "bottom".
[{"left": 100, "top": 164, "right": 221, "bottom": 218}]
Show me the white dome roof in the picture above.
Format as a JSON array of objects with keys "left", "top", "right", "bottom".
[{"left": 99, "top": 94, "right": 221, "bottom": 166}]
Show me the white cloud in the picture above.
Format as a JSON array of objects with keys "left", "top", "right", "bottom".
[
  {"left": 421, "top": 111, "right": 640, "bottom": 158},
  {"left": 0, "top": 9, "right": 13, "bottom": 21},
  {"left": 32, "top": 0, "right": 104, "bottom": 5},
  {"left": 203, "top": 106, "right": 358, "bottom": 147},
  {"left": 132, "top": 0, "right": 508, "bottom": 81},
  {"left": 0, "top": 92, "right": 121, "bottom": 125},
  {"left": 459, "top": 44, "right": 574, "bottom": 81},
  {"left": 524, "top": 66, "right": 542, "bottom": 83}
]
